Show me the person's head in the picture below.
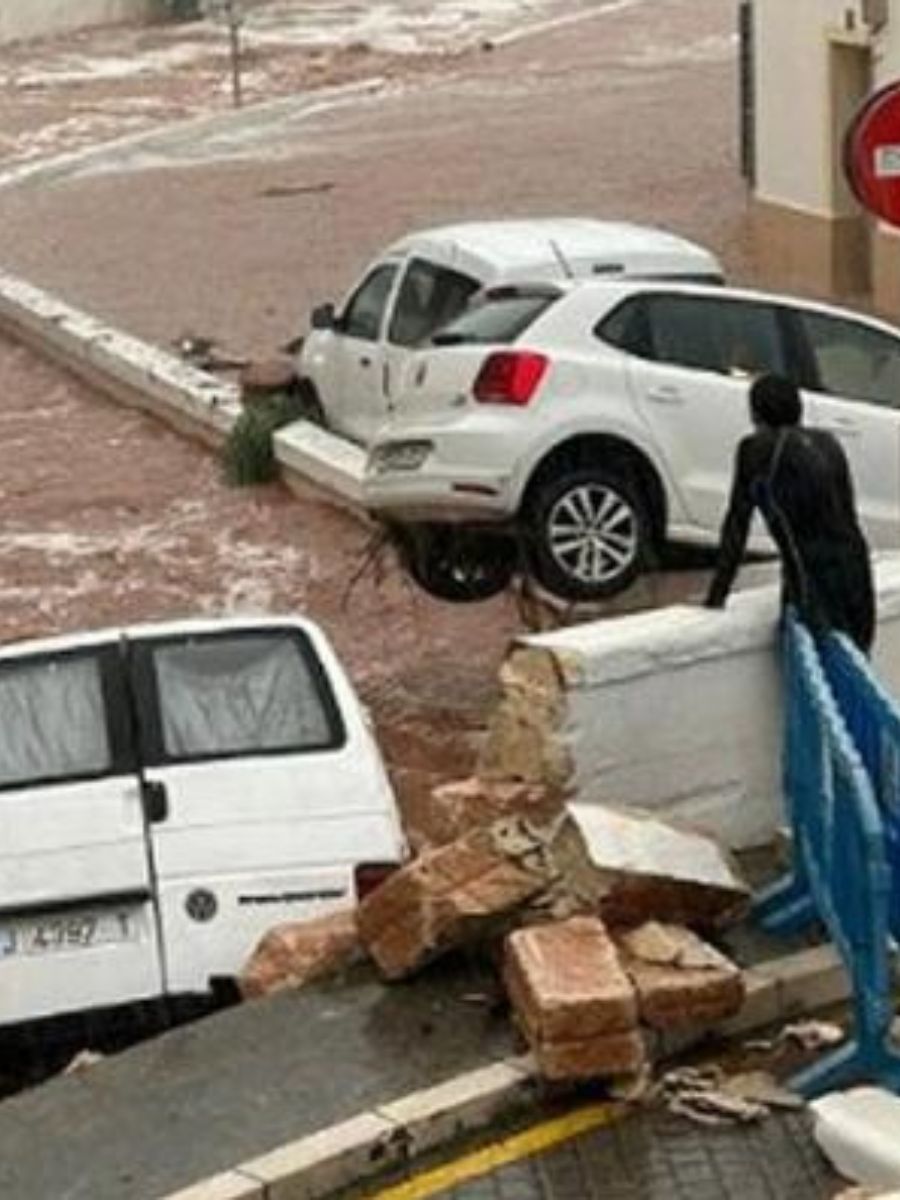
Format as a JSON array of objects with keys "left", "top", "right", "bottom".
[{"left": 749, "top": 374, "right": 803, "bottom": 428}]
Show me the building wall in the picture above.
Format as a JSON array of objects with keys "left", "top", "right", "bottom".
[
  {"left": 749, "top": 0, "right": 900, "bottom": 312},
  {"left": 0, "top": 0, "right": 159, "bottom": 45}
]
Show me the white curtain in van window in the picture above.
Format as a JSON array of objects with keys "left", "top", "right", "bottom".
[
  {"left": 154, "top": 636, "right": 332, "bottom": 759},
  {"left": 0, "top": 656, "right": 110, "bottom": 787}
]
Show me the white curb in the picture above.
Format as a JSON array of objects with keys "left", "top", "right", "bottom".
[{"left": 0, "top": 268, "right": 367, "bottom": 512}]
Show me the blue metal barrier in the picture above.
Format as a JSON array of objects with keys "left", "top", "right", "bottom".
[
  {"left": 820, "top": 632, "right": 900, "bottom": 938},
  {"left": 755, "top": 612, "right": 900, "bottom": 1096}
]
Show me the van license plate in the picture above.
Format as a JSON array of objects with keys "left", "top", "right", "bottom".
[{"left": 0, "top": 909, "right": 138, "bottom": 958}]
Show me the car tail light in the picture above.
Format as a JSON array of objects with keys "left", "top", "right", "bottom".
[
  {"left": 354, "top": 862, "right": 400, "bottom": 901},
  {"left": 473, "top": 351, "right": 549, "bottom": 406}
]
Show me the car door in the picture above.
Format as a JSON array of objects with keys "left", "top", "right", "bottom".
[
  {"left": 0, "top": 640, "right": 164, "bottom": 1024},
  {"left": 384, "top": 257, "right": 480, "bottom": 418},
  {"left": 129, "top": 623, "right": 401, "bottom": 994},
  {"left": 788, "top": 306, "right": 900, "bottom": 549},
  {"left": 617, "top": 292, "right": 790, "bottom": 534},
  {"left": 329, "top": 261, "right": 401, "bottom": 444}
]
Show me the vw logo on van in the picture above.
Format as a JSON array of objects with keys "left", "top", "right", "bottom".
[{"left": 185, "top": 889, "right": 218, "bottom": 923}]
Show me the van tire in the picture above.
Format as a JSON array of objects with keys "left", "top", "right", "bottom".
[{"left": 526, "top": 466, "right": 648, "bottom": 600}]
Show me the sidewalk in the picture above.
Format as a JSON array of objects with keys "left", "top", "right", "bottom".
[{"left": 0, "top": 956, "right": 514, "bottom": 1200}]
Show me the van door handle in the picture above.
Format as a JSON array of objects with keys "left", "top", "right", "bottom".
[
  {"left": 141, "top": 780, "right": 169, "bottom": 824},
  {"left": 359, "top": 355, "right": 372, "bottom": 368},
  {"left": 647, "top": 385, "right": 683, "bottom": 405}
]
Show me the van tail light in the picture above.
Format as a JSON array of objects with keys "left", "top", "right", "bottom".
[
  {"left": 473, "top": 351, "right": 549, "bottom": 406},
  {"left": 354, "top": 862, "right": 400, "bottom": 902}
]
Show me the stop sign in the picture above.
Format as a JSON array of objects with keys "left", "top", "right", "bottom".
[{"left": 845, "top": 81, "right": 900, "bottom": 226}]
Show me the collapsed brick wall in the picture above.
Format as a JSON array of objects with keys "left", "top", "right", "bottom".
[{"left": 478, "top": 564, "right": 900, "bottom": 850}]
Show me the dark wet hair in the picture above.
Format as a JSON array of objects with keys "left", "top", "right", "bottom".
[{"left": 749, "top": 374, "right": 803, "bottom": 427}]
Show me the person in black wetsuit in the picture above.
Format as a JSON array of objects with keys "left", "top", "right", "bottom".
[{"left": 704, "top": 373, "right": 875, "bottom": 653}]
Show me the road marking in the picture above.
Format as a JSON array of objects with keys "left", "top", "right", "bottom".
[{"left": 362, "top": 1102, "right": 624, "bottom": 1200}]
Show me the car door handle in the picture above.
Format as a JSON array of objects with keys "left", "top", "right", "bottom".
[
  {"left": 141, "top": 780, "right": 169, "bottom": 824},
  {"left": 647, "top": 385, "right": 683, "bottom": 405}
]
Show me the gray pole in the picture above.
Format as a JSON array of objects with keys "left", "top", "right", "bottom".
[{"left": 227, "top": 0, "right": 243, "bottom": 109}]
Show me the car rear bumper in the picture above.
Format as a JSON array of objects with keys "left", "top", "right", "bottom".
[
  {"left": 364, "top": 468, "right": 515, "bottom": 523},
  {"left": 363, "top": 419, "right": 523, "bottom": 523}
]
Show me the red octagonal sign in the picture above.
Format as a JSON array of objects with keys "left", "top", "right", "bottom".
[{"left": 845, "top": 81, "right": 900, "bottom": 226}]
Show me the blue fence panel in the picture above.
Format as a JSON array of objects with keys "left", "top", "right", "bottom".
[
  {"left": 821, "top": 632, "right": 900, "bottom": 938},
  {"left": 756, "top": 613, "right": 900, "bottom": 1096}
]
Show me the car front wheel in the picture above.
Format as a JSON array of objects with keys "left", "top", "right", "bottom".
[{"left": 526, "top": 466, "right": 648, "bottom": 600}]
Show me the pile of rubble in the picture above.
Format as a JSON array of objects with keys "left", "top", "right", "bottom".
[{"left": 241, "top": 777, "right": 754, "bottom": 1088}]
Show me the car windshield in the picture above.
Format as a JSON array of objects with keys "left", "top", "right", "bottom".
[{"left": 431, "top": 288, "right": 560, "bottom": 346}]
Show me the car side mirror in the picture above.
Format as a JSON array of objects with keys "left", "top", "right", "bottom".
[{"left": 311, "top": 302, "right": 337, "bottom": 331}]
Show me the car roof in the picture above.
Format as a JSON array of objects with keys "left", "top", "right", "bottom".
[
  {"left": 382, "top": 218, "right": 722, "bottom": 283},
  {"left": 535, "top": 278, "right": 900, "bottom": 335},
  {"left": 0, "top": 615, "right": 321, "bottom": 662}
]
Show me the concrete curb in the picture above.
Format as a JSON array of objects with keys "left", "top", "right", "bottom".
[
  {"left": 0, "top": 267, "right": 366, "bottom": 510},
  {"left": 156, "top": 943, "right": 853, "bottom": 1200}
]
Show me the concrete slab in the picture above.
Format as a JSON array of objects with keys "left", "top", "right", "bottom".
[
  {"left": 812, "top": 1087, "right": 900, "bottom": 1191},
  {"left": 0, "top": 957, "right": 513, "bottom": 1200}
]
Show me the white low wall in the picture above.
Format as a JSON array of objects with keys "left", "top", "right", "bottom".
[
  {"left": 0, "top": 0, "right": 157, "bottom": 45},
  {"left": 482, "top": 559, "right": 900, "bottom": 850}
]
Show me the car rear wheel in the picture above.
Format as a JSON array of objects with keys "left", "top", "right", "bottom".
[
  {"left": 395, "top": 525, "right": 517, "bottom": 603},
  {"left": 526, "top": 466, "right": 648, "bottom": 600}
]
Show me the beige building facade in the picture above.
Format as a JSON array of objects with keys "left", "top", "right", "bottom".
[
  {"left": 748, "top": 0, "right": 900, "bottom": 314},
  {"left": 0, "top": 0, "right": 160, "bottom": 45}
]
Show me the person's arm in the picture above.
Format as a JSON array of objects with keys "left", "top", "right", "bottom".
[{"left": 705, "top": 438, "right": 757, "bottom": 608}]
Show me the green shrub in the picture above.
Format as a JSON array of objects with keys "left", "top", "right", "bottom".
[{"left": 223, "top": 391, "right": 306, "bottom": 486}]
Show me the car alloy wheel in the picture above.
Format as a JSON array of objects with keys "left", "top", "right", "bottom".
[
  {"left": 547, "top": 483, "right": 639, "bottom": 586},
  {"left": 527, "top": 466, "right": 648, "bottom": 600}
]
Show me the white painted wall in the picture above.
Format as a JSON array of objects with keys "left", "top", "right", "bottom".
[
  {"left": 754, "top": 0, "right": 861, "bottom": 214},
  {"left": 0, "top": 0, "right": 157, "bottom": 45},
  {"left": 506, "top": 558, "right": 900, "bottom": 850}
]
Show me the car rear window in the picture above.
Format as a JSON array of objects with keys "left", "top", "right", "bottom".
[{"left": 431, "top": 290, "right": 560, "bottom": 346}]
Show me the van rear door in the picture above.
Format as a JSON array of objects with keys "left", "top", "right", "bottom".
[
  {"left": 0, "top": 641, "right": 163, "bottom": 1024},
  {"left": 129, "top": 622, "right": 403, "bottom": 994}
]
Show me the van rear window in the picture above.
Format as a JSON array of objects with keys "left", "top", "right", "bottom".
[
  {"left": 0, "top": 654, "right": 111, "bottom": 788},
  {"left": 432, "top": 290, "right": 560, "bottom": 347},
  {"left": 146, "top": 632, "right": 344, "bottom": 763}
]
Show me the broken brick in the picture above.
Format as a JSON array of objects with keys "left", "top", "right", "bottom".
[
  {"left": 239, "top": 909, "right": 360, "bottom": 1000},
  {"left": 504, "top": 916, "right": 645, "bottom": 1081},
  {"left": 617, "top": 922, "right": 744, "bottom": 1030},
  {"left": 550, "top": 804, "right": 750, "bottom": 931},
  {"left": 424, "top": 776, "right": 564, "bottom": 848},
  {"left": 357, "top": 826, "right": 546, "bottom": 980}
]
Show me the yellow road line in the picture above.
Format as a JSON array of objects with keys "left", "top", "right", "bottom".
[{"left": 362, "top": 1102, "right": 624, "bottom": 1200}]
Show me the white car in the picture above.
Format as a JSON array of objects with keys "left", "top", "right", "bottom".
[
  {"left": 295, "top": 219, "right": 723, "bottom": 445},
  {"left": 363, "top": 279, "right": 900, "bottom": 601},
  {"left": 0, "top": 617, "right": 404, "bottom": 1027}
]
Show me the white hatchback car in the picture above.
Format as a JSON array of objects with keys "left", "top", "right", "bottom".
[
  {"left": 295, "top": 219, "right": 723, "bottom": 445},
  {"left": 363, "top": 280, "right": 900, "bottom": 601}
]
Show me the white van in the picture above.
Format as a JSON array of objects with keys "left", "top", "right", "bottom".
[
  {"left": 0, "top": 617, "right": 405, "bottom": 1026},
  {"left": 296, "top": 218, "right": 724, "bottom": 445}
]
